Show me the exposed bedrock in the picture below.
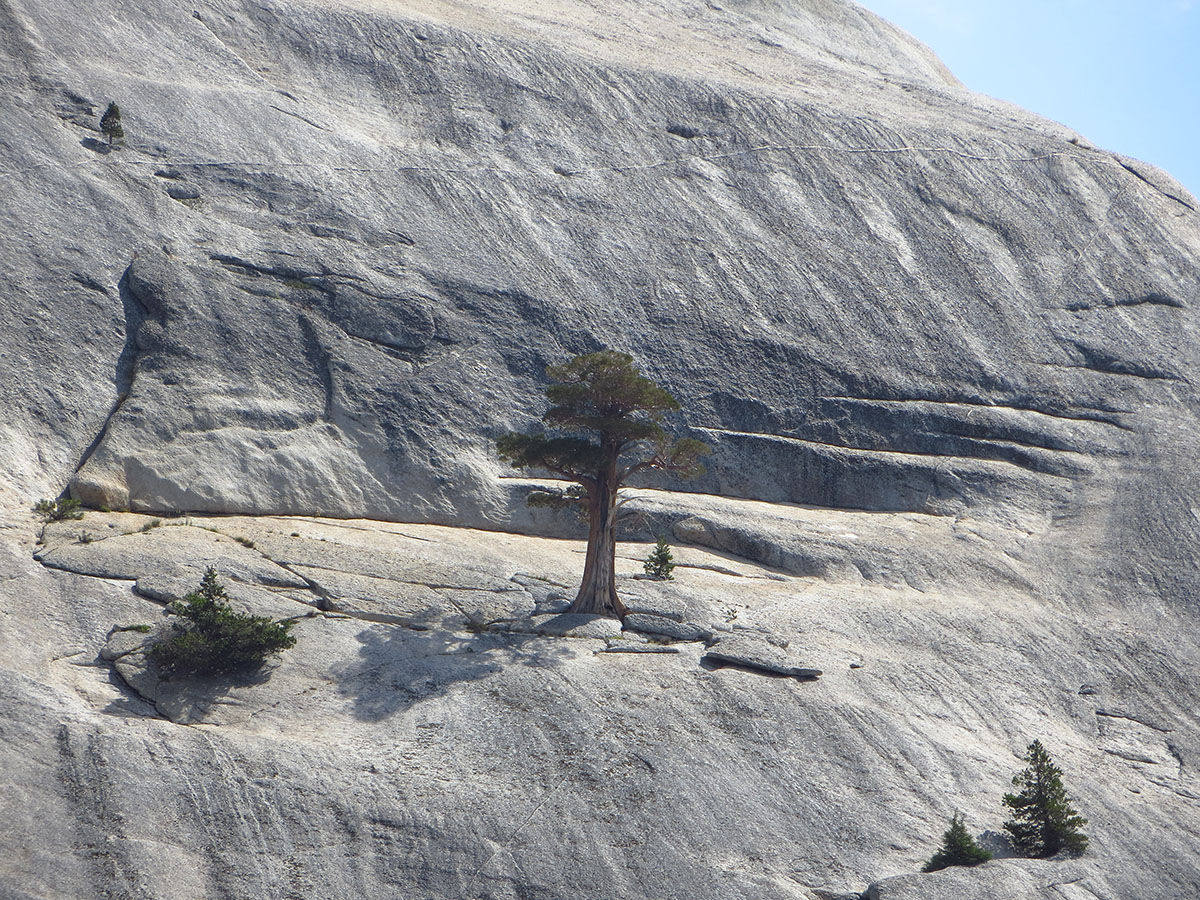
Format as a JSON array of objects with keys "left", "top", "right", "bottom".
[
  {"left": 1, "top": 0, "right": 1200, "bottom": 897},
  {"left": 0, "top": 0, "right": 1192, "bottom": 548}
]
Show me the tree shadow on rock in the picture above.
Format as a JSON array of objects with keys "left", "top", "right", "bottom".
[
  {"left": 104, "top": 641, "right": 279, "bottom": 725},
  {"left": 979, "top": 829, "right": 1017, "bottom": 859},
  {"left": 337, "top": 623, "right": 567, "bottom": 722},
  {"left": 152, "top": 665, "right": 277, "bottom": 723},
  {"left": 99, "top": 661, "right": 161, "bottom": 720},
  {"left": 80, "top": 137, "right": 111, "bottom": 154}
]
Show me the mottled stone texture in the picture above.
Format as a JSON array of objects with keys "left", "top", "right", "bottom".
[{"left": 1, "top": 0, "right": 1199, "bottom": 897}]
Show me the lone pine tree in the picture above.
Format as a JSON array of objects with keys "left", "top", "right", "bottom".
[
  {"left": 1002, "top": 740, "right": 1089, "bottom": 857},
  {"left": 923, "top": 812, "right": 992, "bottom": 872},
  {"left": 100, "top": 102, "right": 124, "bottom": 146},
  {"left": 498, "top": 351, "right": 709, "bottom": 618},
  {"left": 644, "top": 535, "right": 675, "bottom": 580}
]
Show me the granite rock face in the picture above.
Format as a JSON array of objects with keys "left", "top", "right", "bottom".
[
  {"left": 0, "top": 0, "right": 1194, "bottom": 545},
  {"left": 1, "top": 0, "right": 1199, "bottom": 897},
  {"left": 8, "top": 507, "right": 1200, "bottom": 899}
]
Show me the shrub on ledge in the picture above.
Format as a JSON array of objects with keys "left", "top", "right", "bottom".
[
  {"left": 923, "top": 812, "right": 992, "bottom": 872},
  {"left": 149, "top": 568, "right": 296, "bottom": 677},
  {"left": 34, "top": 497, "right": 83, "bottom": 521}
]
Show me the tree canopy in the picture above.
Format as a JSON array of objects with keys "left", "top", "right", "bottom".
[{"left": 497, "top": 350, "right": 708, "bottom": 488}]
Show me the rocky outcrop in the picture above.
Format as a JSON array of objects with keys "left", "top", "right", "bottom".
[{"left": 1, "top": 0, "right": 1199, "bottom": 897}]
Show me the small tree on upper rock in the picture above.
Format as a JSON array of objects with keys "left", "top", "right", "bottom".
[
  {"left": 498, "top": 351, "right": 709, "bottom": 618},
  {"left": 923, "top": 812, "right": 992, "bottom": 872},
  {"left": 643, "top": 535, "right": 676, "bottom": 580},
  {"left": 100, "top": 102, "right": 124, "bottom": 146},
  {"left": 33, "top": 497, "right": 84, "bottom": 521},
  {"left": 1002, "top": 740, "right": 1089, "bottom": 857}
]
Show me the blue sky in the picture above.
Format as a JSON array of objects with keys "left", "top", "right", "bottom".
[{"left": 854, "top": 1, "right": 1200, "bottom": 199}]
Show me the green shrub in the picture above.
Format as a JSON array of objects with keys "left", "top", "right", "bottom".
[
  {"left": 1002, "top": 740, "right": 1088, "bottom": 857},
  {"left": 643, "top": 535, "right": 676, "bottom": 580},
  {"left": 34, "top": 497, "right": 84, "bottom": 521},
  {"left": 100, "top": 101, "right": 124, "bottom": 146},
  {"left": 923, "top": 812, "right": 992, "bottom": 872},
  {"left": 148, "top": 568, "right": 296, "bottom": 677},
  {"left": 140, "top": 519, "right": 163, "bottom": 533}
]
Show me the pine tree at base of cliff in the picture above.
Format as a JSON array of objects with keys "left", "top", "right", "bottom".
[
  {"left": 497, "top": 351, "right": 708, "bottom": 619},
  {"left": 923, "top": 812, "right": 992, "bottom": 872},
  {"left": 1002, "top": 740, "right": 1089, "bottom": 857}
]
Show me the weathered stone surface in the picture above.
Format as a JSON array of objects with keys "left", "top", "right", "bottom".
[
  {"left": 164, "top": 182, "right": 201, "bottom": 201},
  {"left": 0, "top": 0, "right": 1191, "bottom": 563},
  {"left": 1, "top": 0, "right": 1199, "bottom": 897},
  {"left": 99, "top": 625, "right": 158, "bottom": 661},
  {"left": 864, "top": 859, "right": 1097, "bottom": 899},
  {"left": 507, "top": 612, "right": 625, "bottom": 640},
  {"left": 703, "top": 635, "right": 823, "bottom": 680},
  {"left": 4, "top": 509, "right": 1200, "bottom": 897},
  {"left": 512, "top": 573, "right": 572, "bottom": 614},
  {"left": 132, "top": 573, "right": 191, "bottom": 604},
  {"left": 624, "top": 612, "right": 713, "bottom": 643}
]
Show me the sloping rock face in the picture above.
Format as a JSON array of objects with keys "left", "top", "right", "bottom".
[
  {"left": 1, "top": 0, "right": 1199, "bottom": 898},
  {"left": 3, "top": 0, "right": 1196, "bottom": 541}
]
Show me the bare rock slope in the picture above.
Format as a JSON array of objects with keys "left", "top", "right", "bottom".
[{"left": 1, "top": 0, "right": 1199, "bottom": 897}]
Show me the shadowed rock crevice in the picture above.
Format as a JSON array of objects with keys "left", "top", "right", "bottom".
[{"left": 69, "top": 266, "right": 149, "bottom": 497}]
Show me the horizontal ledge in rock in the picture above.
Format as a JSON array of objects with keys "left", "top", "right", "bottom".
[
  {"left": 702, "top": 654, "right": 823, "bottom": 680},
  {"left": 701, "top": 637, "right": 822, "bottom": 680},
  {"left": 598, "top": 642, "right": 681, "bottom": 654},
  {"left": 490, "top": 612, "right": 623, "bottom": 640}
]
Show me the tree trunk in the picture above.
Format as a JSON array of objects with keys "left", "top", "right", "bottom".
[{"left": 568, "top": 465, "right": 627, "bottom": 619}]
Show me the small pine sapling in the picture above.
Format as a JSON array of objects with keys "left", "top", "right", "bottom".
[
  {"left": 1002, "top": 740, "right": 1089, "bottom": 857},
  {"left": 100, "top": 102, "right": 124, "bottom": 146},
  {"left": 149, "top": 568, "right": 296, "bottom": 677},
  {"left": 923, "top": 812, "right": 993, "bottom": 872},
  {"left": 643, "top": 535, "right": 676, "bottom": 580},
  {"left": 33, "top": 497, "right": 84, "bottom": 521}
]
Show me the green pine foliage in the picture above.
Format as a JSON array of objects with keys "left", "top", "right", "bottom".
[
  {"left": 1002, "top": 740, "right": 1089, "bottom": 857},
  {"left": 149, "top": 568, "right": 296, "bottom": 677},
  {"left": 100, "top": 101, "right": 124, "bottom": 145},
  {"left": 496, "top": 351, "right": 710, "bottom": 490},
  {"left": 923, "top": 812, "right": 992, "bottom": 872},
  {"left": 33, "top": 497, "right": 84, "bottom": 521},
  {"left": 643, "top": 535, "right": 675, "bottom": 580}
]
